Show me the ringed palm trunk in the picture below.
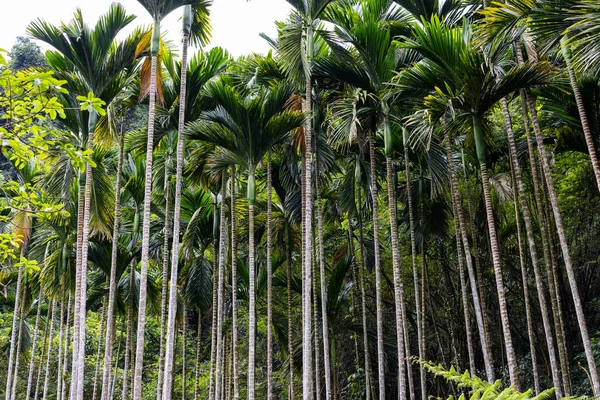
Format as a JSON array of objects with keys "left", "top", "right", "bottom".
[
  {"left": 285, "top": 220, "right": 295, "bottom": 400},
  {"left": 356, "top": 191, "right": 375, "bottom": 400},
  {"left": 194, "top": 309, "right": 202, "bottom": 400},
  {"left": 182, "top": 304, "right": 187, "bottom": 400},
  {"left": 315, "top": 146, "right": 332, "bottom": 400},
  {"left": 101, "top": 128, "right": 125, "bottom": 400},
  {"left": 402, "top": 138, "right": 424, "bottom": 400},
  {"left": 230, "top": 167, "right": 239, "bottom": 399},
  {"left": 368, "top": 131, "right": 386, "bottom": 400},
  {"left": 502, "top": 95, "right": 561, "bottom": 396},
  {"left": 61, "top": 293, "right": 72, "bottom": 400},
  {"left": 42, "top": 301, "right": 57, "bottom": 400},
  {"left": 302, "top": 25, "right": 315, "bottom": 400},
  {"left": 157, "top": 180, "right": 171, "bottom": 400},
  {"left": 56, "top": 287, "right": 65, "bottom": 400},
  {"left": 5, "top": 246, "right": 26, "bottom": 400},
  {"left": 214, "top": 174, "right": 228, "bottom": 400},
  {"left": 122, "top": 256, "right": 137, "bottom": 400},
  {"left": 472, "top": 114, "right": 519, "bottom": 388},
  {"left": 26, "top": 289, "right": 44, "bottom": 400},
  {"left": 267, "top": 155, "right": 275, "bottom": 400},
  {"left": 208, "top": 218, "right": 219, "bottom": 400},
  {"left": 92, "top": 301, "right": 107, "bottom": 400},
  {"left": 162, "top": 11, "right": 192, "bottom": 397},
  {"left": 524, "top": 87, "right": 600, "bottom": 394},
  {"left": 10, "top": 287, "right": 27, "bottom": 400},
  {"left": 133, "top": 23, "right": 160, "bottom": 400},
  {"left": 248, "top": 168, "right": 257, "bottom": 400},
  {"left": 443, "top": 121, "right": 495, "bottom": 382},
  {"left": 561, "top": 36, "right": 600, "bottom": 194},
  {"left": 35, "top": 304, "right": 52, "bottom": 400}
]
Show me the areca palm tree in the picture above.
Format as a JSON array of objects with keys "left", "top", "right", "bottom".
[
  {"left": 186, "top": 79, "right": 304, "bottom": 400},
  {"left": 395, "top": 17, "right": 550, "bottom": 388},
  {"left": 161, "top": 4, "right": 212, "bottom": 400}
]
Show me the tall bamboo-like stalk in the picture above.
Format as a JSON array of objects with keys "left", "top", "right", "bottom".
[
  {"left": 5, "top": 249, "right": 26, "bottom": 400},
  {"left": 194, "top": 310, "right": 202, "bottom": 400},
  {"left": 42, "top": 301, "right": 57, "bottom": 400},
  {"left": 285, "top": 219, "right": 294, "bottom": 400},
  {"left": 10, "top": 287, "right": 27, "bottom": 400},
  {"left": 208, "top": 218, "right": 219, "bottom": 400},
  {"left": 60, "top": 293, "right": 72, "bottom": 400},
  {"left": 122, "top": 260, "right": 136, "bottom": 400},
  {"left": 92, "top": 302, "right": 108, "bottom": 400},
  {"left": 182, "top": 304, "right": 187, "bottom": 400},
  {"left": 35, "top": 304, "right": 52, "bottom": 400},
  {"left": 157, "top": 178, "right": 171, "bottom": 400},
  {"left": 56, "top": 288, "right": 65, "bottom": 400}
]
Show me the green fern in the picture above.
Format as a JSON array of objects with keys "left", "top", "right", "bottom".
[{"left": 419, "top": 360, "right": 589, "bottom": 400}]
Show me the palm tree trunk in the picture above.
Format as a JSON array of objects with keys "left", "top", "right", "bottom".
[
  {"left": 56, "top": 287, "right": 65, "bottom": 400},
  {"left": 230, "top": 167, "right": 239, "bottom": 400},
  {"left": 157, "top": 182, "right": 171, "bottom": 400},
  {"left": 215, "top": 174, "right": 229, "bottom": 400},
  {"left": 5, "top": 248, "right": 26, "bottom": 400},
  {"left": 43, "top": 300, "right": 57, "bottom": 400},
  {"left": 182, "top": 304, "right": 187, "bottom": 400},
  {"left": 10, "top": 287, "right": 27, "bottom": 400},
  {"left": 26, "top": 289, "right": 44, "bottom": 400},
  {"left": 61, "top": 292, "right": 72, "bottom": 400},
  {"left": 76, "top": 111, "right": 98, "bottom": 400},
  {"left": 248, "top": 200, "right": 256, "bottom": 400},
  {"left": 508, "top": 156, "right": 541, "bottom": 394},
  {"left": 444, "top": 122, "right": 495, "bottom": 382},
  {"left": 101, "top": 126, "right": 125, "bottom": 400},
  {"left": 356, "top": 189, "right": 374, "bottom": 400},
  {"left": 502, "top": 94, "right": 561, "bottom": 395},
  {"left": 312, "top": 243, "right": 321, "bottom": 400},
  {"left": 111, "top": 320, "right": 124, "bottom": 399},
  {"left": 266, "top": 155, "right": 275, "bottom": 400},
  {"left": 194, "top": 310, "right": 202, "bottom": 400},
  {"left": 69, "top": 181, "right": 84, "bottom": 400},
  {"left": 561, "top": 37, "right": 600, "bottom": 194},
  {"left": 35, "top": 303, "right": 52, "bottom": 400},
  {"left": 302, "top": 29, "right": 315, "bottom": 400},
  {"left": 402, "top": 145, "right": 424, "bottom": 400},
  {"left": 122, "top": 260, "right": 136, "bottom": 400},
  {"left": 285, "top": 220, "right": 295, "bottom": 400},
  {"left": 524, "top": 87, "right": 600, "bottom": 394},
  {"left": 163, "top": 22, "right": 191, "bottom": 399},
  {"left": 92, "top": 302, "right": 107, "bottom": 400},
  {"left": 132, "top": 45, "right": 159, "bottom": 400},
  {"left": 473, "top": 114, "right": 519, "bottom": 388},
  {"left": 368, "top": 132, "right": 386, "bottom": 400},
  {"left": 315, "top": 148, "right": 332, "bottom": 400},
  {"left": 208, "top": 233, "right": 218, "bottom": 400}
]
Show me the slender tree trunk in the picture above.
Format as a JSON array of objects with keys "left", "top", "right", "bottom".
[
  {"left": 230, "top": 168, "right": 239, "bottom": 400},
  {"left": 75, "top": 111, "right": 98, "bottom": 400},
  {"left": 157, "top": 182, "right": 171, "bottom": 400},
  {"left": 132, "top": 47, "right": 159, "bottom": 400},
  {"left": 182, "top": 304, "right": 187, "bottom": 400},
  {"left": 356, "top": 189, "right": 375, "bottom": 400},
  {"left": 5, "top": 248, "right": 26, "bottom": 400},
  {"left": 502, "top": 94, "right": 561, "bottom": 396},
  {"left": 194, "top": 310, "right": 202, "bottom": 400},
  {"left": 10, "top": 287, "right": 27, "bottom": 400},
  {"left": 315, "top": 148, "right": 332, "bottom": 400},
  {"left": 43, "top": 301, "right": 57, "bottom": 400},
  {"left": 473, "top": 114, "right": 519, "bottom": 388},
  {"left": 285, "top": 220, "right": 295, "bottom": 400},
  {"left": 56, "top": 287, "right": 65, "bottom": 400},
  {"left": 402, "top": 145, "right": 424, "bottom": 400},
  {"left": 26, "top": 289, "right": 44, "bottom": 400},
  {"left": 35, "top": 304, "right": 51, "bottom": 400},
  {"left": 248, "top": 199, "right": 256, "bottom": 400},
  {"left": 214, "top": 175, "right": 228, "bottom": 400},
  {"left": 208, "top": 233, "right": 218, "bottom": 400},
  {"left": 368, "top": 132, "right": 386, "bottom": 400},
  {"left": 163, "top": 25, "right": 190, "bottom": 400},
  {"left": 267, "top": 155, "right": 274, "bottom": 400},
  {"left": 401, "top": 301, "right": 414, "bottom": 400},
  {"left": 444, "top": 122, "right": 495, "bottom": 382},
  {"left": 101, "top": 126, "right": 125, "bottom": 400},
  {"left": 561, "top": 37, "right": 600, "bottom": 194},
  {"left": 61, "top": 293, "right": 72, "bottom": 400},
  {"left": 525, "top": 88, "right": 600, "bottom": 394},
  {"left": 302, "top": 32, "right": 315, "bottom": 400},
  {"left": 312, "top": 243, "right": 321, "bottom": 400},
  {"left": 70, "top": 180, "right": 85, "bottom": 400},
  {"left": 92, "top": 302, "right": 107, "bottom": 400},
  {"left": 111, "top": 320, "right": 124, "bottom": 399},
  {"left": 122, "top": 261, "right": 136, "bottom": 400},
  {"left": 509, "top": 157, "right": 541, "bottom": 394}
]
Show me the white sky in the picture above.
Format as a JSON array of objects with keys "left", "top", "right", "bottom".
[{"left": 1, "top": 0, "right": 291, "bottom": 57}]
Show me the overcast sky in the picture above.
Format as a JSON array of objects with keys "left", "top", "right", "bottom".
[{"left": 1, "top": 0, "right": 291, "bottom": 57}]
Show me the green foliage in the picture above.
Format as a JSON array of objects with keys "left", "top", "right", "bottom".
[{"left": 7, "top": 37, "right": 47, "bottom": 71}]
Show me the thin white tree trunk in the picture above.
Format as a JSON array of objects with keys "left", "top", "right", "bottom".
[
  {"left": 215, "top": 176, "right": 228, "bottom": 400},
  {"left": 230, "top": 168, "right": 239, "bottom": 400},
  {"left": 70, "top": 181, "right": 85, "bottom": 400},
  {"left": 194, "top": 310, "right": 202, "bottom": 400},
  {"left": 61, "top": 293, "right": 73, "bottom": 400},
  {"left": 35, "top": 304, "right": 51, "bottom": 400},
  {"left": 285, "top": 221, "right": 294, "bottom": 400},
  {"left": 43, "top": 301, "right": 57, "bottom": 400},
  {"left": 101, "top": 128, "right": 125, "bottom": 400},
  {"left": 248, "top": 200, "right": 256, "bottom": 400},
  {"left": 10, "top": 287, "right": 27, "bottom": 400},
  {"left": 266, "top": 155, "right": 275, "bottom": 400},
  {"left": 157, "top": 183, "right": 171, "bottom": 400},
  {"left": 5, "top": 249, "right": 26, "bottom": 400},
  {"left": 26, "top": 289, "right": 44, "bottom": 400},
  {"left": 92, "top": 302, "right": 107, "bottom": 400}
]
